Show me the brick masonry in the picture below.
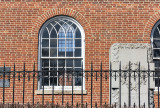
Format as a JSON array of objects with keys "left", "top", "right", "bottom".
[{"left": 0, "top": 0, "right": 159, "bottom": 107}]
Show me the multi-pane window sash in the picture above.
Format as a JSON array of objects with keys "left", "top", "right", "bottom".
[
  {"left": 151, "top": 20, "right": 160, "bottom": 88},
  {"left": 39, "top": 16, "right": 85, "bottom": 89}
]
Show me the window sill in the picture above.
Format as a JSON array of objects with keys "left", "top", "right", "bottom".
[{"left": 35, "top": 90, "right": 87, "bottom": 95}]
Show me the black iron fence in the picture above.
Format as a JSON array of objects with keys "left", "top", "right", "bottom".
[{"left": 0, "top": 62, "right": 159, "bottom": 108}]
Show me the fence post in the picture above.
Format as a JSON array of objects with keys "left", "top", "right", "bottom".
[
  {"left": 91, "top": 62, "right": 93, "bottom": 108},
  {"left": 81, "top": 62, "right": 83, "bottom": 107},
  {"left": 119, "top": 62, "right": 121, "bottom": 107},
  {"left": 3, "top": 63, "right": 5, "bottom": 104},
  {"left": 13, "top": 63, "right": 15, "bottom": 104},
  {"left": 148, "top": 62, "right": 150, "bottom": 108},
  {"left": 109, "top": 62, "right": 112, "bottom": 106},
  {"left": 23, "top": 63, "right": 25, "bottom": 105},
  {"left": 52, "top": 64, "right": 55, "bottom": 108},
  {"left": 33, "top": 63, "right": 35, "bottom": 105},
  {"left": 100, "top": 62, "right": 102, "bottom": 107},
  {"left": 138, "top": 62, "right": 140, "bottom": 107},
  {"left": 128, "top": 61, "right": 131, "bottom": 107},
  {"left": 72, "top": 66, "right": 74, "bottom": 107},
  {"left": 42, "top": 63, "right": 44, "bottom": 106},
  {"left": 158, "top": 68, "right": 159, "bottom": 108},
  {"left": 62, "top": 66, "right": 65, "bottom": 106}
]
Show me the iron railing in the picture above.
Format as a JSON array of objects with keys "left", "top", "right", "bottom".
[{"left": 0, "top": 62, "right": 159, "bottom": 108}]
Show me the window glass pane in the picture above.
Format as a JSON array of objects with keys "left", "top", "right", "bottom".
[
  {"left": 153, "top": 59, "right": 160, "bottom": 67},
  {"left": 50, "top": 68, "right": 57, "bottom": 76},
  {"left": 58, "top": 68, "right": 64, "bottom": 86},
  {"left": 153, "top": 27, "right": 160, "bottom": 38},
  {"left": 75, "top": 28, "right": 81, "bottom": 38},
  {"left": 50, "top": 59, "right": 57, "bottom": 67},
  {"left": 153, "top": 40, "right": 160, "bottom": 48},
  {"left": 75, "top": 39, "right": 81, "bottom": 47},
  {"left": 50, "top": 39, "right": 57, "bottom": 47},
  {"left": 58, "top": 76, "right": 63, "bottom": 86},
  {"left": 46, "top": 23, "right": 52, "bottom": 33},
  {"left": 66, "top": 48, "right": 73, "bottom": 57},
  {"left": 74, "top": 48, "right": 81, "bottom": 57},
  {"left": 75, "top": 68, "right": 82, "bottom": 76},
  {"left": 55, "top": 24, "right": 60, "bottom": 34},
  {"left": 58, "top": 39, "right": 65, "bottom": 48},
  {"left": 42, "top": 28, "right": 49, "bottom": 38},
  {"left": 74, "top": 59, "right": 81, "bottom": 67},
  {"left": 66, "top": 59, "right": 73, "bottom": 67},
  {"left": 66, "top": 68, "right": 72, "bottom": 86},
  {"left": 50, "top": 21, "right": 56, "bottom": 26},
  {"left": 66, "top": 28, "right": 73, "bottom": 38},
  {"left": 66, "top": 21, "right": 72, "bottom": 25},
  {"left": 43, "top": 77, "right": 49, "bottom": 86},
  {"left": 155, "top": 78, "right": 160, "bottom": 87},
  {"left": 42, "top": 48, "right": 49, "bottom": 57},
  {"left": 50, "top": 28, "right": 57, "bottom": 38},
  {"left": 66, "top": 68, "right": 72, "bottom": 75},
  {"left": 42, "top": 59, "right": 49, "bottom": 67},
  {"left": 58, "top": 59, "right": 65, "bottom": 67},
  {"left": 42, "top": 39, "right": 49, "bottom": 47},
  {"left": 66, "top": 39, "right": 73, "bottom": 47},
  {"left": 58, "top": 29, "right": 65, "bottom": 38},
  {"left": 58, "top": 68, "right": 64, "bottom": 77},
  {"left": 72, "top": 23, "right": 77, "bottom": 29},
  {"left": 50, "top": 48, "right": 57, "bottom": 57},
  {"left": 75, "top": 78, "right": 81, "bottom": 86},
  {"left": 75, "top": 68, "right": 82, "bottom": 86},
  {"left": 154, "top": 49, "right": 160, "bottom": 57},
  {"left": 50, "top": 77, "right": 57, "bottom": 86},
  {"left": 43, "top": 68, "right": 49, "bottom": 76},
  {"left": 59, "top": 20, "right": 65, "bottom": 25},
  {"left": 155, "top": 68, "right": 160, "bottom": 77},
  {"left": 58, "top": 48, "right": 65, "bottom": 57}
]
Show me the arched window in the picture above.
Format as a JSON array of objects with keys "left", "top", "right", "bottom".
[
  {"left": 38, "top": 16, "right": 85, "bottom": 89},
  {"left": 151, "top": 20, "right": 160, "bottom": 87}
]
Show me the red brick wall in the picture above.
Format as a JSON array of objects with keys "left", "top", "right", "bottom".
[{"left": 0, "top": 0, "right": 159, "bottom": 107}]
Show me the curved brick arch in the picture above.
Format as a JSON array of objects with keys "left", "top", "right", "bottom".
[
  {"left": 31, "top": 8, "right": 92, "bottom": 37},
  {"left": 143, "top": 11, "right": 160, "bottom": 39}
]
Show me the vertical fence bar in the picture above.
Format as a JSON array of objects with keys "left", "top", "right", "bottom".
[
  {"left": 33, "top": 63, "right": 35, "bottom": 105},
  {"left": 62, "top": 67, "right": 65, "bottom": 106},
  {"left": 3, "top": 63, "right": 5, "bottom": 104},
  {"left": 109, "top": 62, "right": 112, "bottom": 106},
  {"left": 138, "top": 62, "right": 140, "bottom": 107},
  {"left": 119, "top": 62, "right": 121, "bottom": 107},
  {"left": 13, "top": 63, "right": 15, "bottom": 104},
  {"left": 91, "top": 62, "right": 93, "bottom": 108},
  {"left": 42, "top": 64, "right": 44, "bottom": 106},
  {"left": 12, "top": 63, "right": 15, "bottom": 104},
  {"left": 37, "top": 67, "right": 39, "bottom": 90},
  {"left": 81, "top": 62, "right": 83, "bottom": 107},
  {"left": 52, "top": 65, "right": 55, "bottom": 107},
  {"left": 158, "top": 70, "right": 159, "bottom": 108},
  {"left": 23, "top": 63, "right": 25, "bottom": 105},
  {"left": 71, "top": 66, "right": 74, "bottom": 107},
  {"left": 128, "top": 61, "right": 131, "bottom": 107},
  {"left": 148, "top": 62, "right": 150, "bottom": 108},
  {"left": 100, "top": 62, "right": 102, "bottom": 107}
]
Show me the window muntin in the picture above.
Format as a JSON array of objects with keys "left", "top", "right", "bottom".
[
  {"left": 39, "top": 16, "right": 85, "bottom": 89},
  {"left": 151, "top": 20, "right": 160, "bottom": 87}
]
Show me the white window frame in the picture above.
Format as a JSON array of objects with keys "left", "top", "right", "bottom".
[{"left": 38, "top": 16, "right": 85, "bottom": 90}]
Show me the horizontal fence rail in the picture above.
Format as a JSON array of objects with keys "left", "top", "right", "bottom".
[{"left": 0, "top": 62, "right": 159, "bottom": 108}]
